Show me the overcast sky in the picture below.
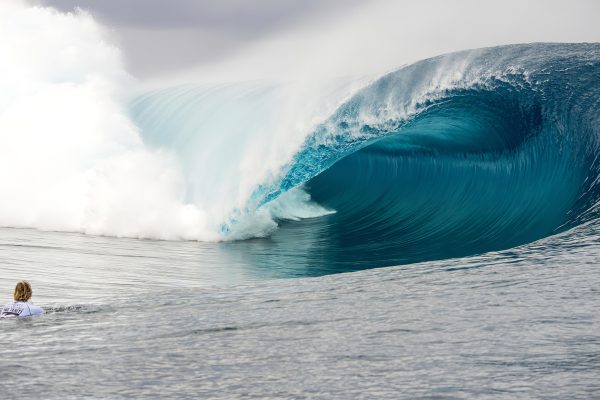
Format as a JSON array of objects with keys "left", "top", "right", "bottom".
[
  {"left": 38, "top": 0, "right": 362, "bottom": 78},
  {"left": 37, "top": 0, "right": 600, "bottom": 81}
]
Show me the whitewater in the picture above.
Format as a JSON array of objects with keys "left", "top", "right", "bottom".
[{"left": 1, "top": 2, "right": 599, "bottom": 398}]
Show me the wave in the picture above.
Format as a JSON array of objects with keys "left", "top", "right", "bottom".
[{"left": 2, "top": 2, "right": 600, "bottom": 268}]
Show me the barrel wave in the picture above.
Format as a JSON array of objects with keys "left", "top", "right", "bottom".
[
  {"left": 131, "top": 43, "right": 600, "bottom": 273},
  {"left": 250, "top": 43, "right": 600, "bottom": 271}
]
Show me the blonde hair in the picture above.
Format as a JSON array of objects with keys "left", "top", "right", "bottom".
[{"left": 13, "top": 281, "right": 32, "bottom": 302}]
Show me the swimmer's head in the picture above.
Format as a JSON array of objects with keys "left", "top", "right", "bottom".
[{"left": 13, "top": 281, "right": 32, "bottom": 302}]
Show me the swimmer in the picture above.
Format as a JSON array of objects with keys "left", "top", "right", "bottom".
[{"left": 0, "top": 281, "right": 44, "bottom": 319}]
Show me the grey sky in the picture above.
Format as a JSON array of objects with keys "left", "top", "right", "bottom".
[
  {"left": 37, "top": 0, "right": 600, "bottom": 81},
  {"left": 40, "top": 0, "right": 340, "bottom": 31},
  {"left": 38, "top": 0, "right": 361, "bottom": 78}
]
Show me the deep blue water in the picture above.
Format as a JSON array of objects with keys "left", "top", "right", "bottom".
[{"left": 274, "top": 43, "right": 600, "bottom": 270}]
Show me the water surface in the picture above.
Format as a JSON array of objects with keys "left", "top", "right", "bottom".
[{"left": 1, "top": 224, "right": 598, "bottom": 399}]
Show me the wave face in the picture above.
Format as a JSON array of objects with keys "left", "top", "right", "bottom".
[{"left": 239, "top": 43, "right": 600, "bottom": 270}]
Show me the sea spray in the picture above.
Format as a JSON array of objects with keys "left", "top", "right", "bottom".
[{"left": 0, "top": 1, "right": 350, "bottom": 241}]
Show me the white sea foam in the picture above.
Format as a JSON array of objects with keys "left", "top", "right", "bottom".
[{"left": 0, "top": 1, "right": 350, "bottom": 241}]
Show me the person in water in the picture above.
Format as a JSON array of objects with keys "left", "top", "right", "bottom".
[{"left": 0, "top": 281, "right": 44, "bottom": 319}]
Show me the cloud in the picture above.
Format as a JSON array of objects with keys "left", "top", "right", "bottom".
[
  {"left": 38, "top": 0, "right": 353, "bottom": 32},
  {"left": 35, "top": 0, "right": 600, "bottom": 80},
  {"left": 37, "top": 0, "right": 361, "bottom": 77}
]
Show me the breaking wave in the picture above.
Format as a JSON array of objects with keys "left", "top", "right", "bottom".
[{"left": 2, "top": 1, "right": 600, "bottom": 267}]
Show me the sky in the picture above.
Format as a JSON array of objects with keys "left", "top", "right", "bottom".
[
  {"left": 37, "top": 0, "right": 362, "bottom": 78},
  {"left": 37, "top": 0, "right": 600, "bottom": 81}
]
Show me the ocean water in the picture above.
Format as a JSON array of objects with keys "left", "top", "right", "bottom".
[
  {"left": 1, "top": 3, "right": 600, "bottom": 397},
  {"left": 0, "top": 222, "right": 599, "bottom": 399}
]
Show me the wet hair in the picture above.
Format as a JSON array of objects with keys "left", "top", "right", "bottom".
[{"left": 13, "top": 281, "right": 32, "bottom": 302}]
